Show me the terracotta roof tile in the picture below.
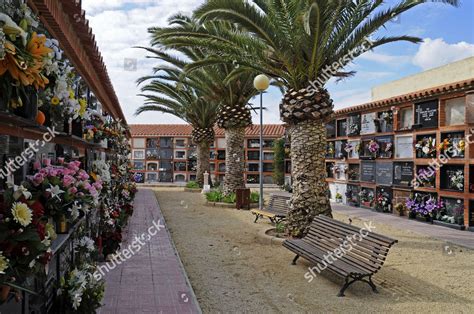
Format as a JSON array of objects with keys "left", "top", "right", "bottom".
[{"left": 130, "top": 124, "right": 286, "bottom": 138}]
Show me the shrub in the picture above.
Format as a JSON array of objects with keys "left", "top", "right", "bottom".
[
  {"left": 186, "top": 181, "right": 200, "bottom": 189},
  {"left": 205, "top": 190, "right": 223, "bottom": 202},
  {"left": 250, "top": 191, "right": 259, "bottom": 203}
]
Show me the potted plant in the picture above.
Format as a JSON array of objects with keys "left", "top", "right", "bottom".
[{"left": 335, "top": 193, "right": 343, "bottom": 203}]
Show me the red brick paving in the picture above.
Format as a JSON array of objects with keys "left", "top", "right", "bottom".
[{"left": 99, "top": 189, "right": 201, "bottom": 314}]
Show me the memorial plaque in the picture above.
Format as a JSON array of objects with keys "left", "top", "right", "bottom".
[
  {"left": 337, "top": 119, "right": 347, "bottom": 137},
  {"left": 360, "top": 112, "right": 377, "bottom": 135},
  {"left": 360, "top": 161, "right": 376, "bottom": 183},
  {"left": 395, "top": 135, "right": 413, "bottom": 159},
  {"left": 347, "top": 140, "right": 360, "bottom": 159},
  {"left": 415, "top": 100, "right": 439, "bottom": 128},
  {"left": 348, "top": 114, "right": 361, "bottom": 136},
  {"left": 376, "top": 162, "right": 393, "bottom": 186},
  {"left": 326, "top": 120, "right": 336, "bottom": 139},
  {"left": 393, "top": 162, "right": 414, "bottom": 187}
]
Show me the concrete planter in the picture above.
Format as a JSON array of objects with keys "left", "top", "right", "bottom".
[
  {"left": 184, "top": 188, "right": 202, "bottom": 193},
  {"left": 256, "top": 228, "right": 289, "bottom": 246},
  {"left": 203, "top": 200, "right": 259, "bottom": 209}
]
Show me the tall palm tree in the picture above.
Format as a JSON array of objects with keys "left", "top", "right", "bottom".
[
  {"left": 136, "top": 50, "right": 219, "bottom": 187},
  {"left": 149, "top": 15, "right": 261, "bottom": 195},
  {"left": 179, "top": 0, "right": 457, "bottom": 236}
]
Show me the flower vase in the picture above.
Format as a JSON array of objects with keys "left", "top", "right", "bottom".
[
  {"left": 13, "top": 88, "right": 38, "bottom": 121},
  {"left": 0, "top": 285, "right": 11, "bottom": 302},
  {"left": 56, "top": 214, "right": 69, "bottom": 234}
]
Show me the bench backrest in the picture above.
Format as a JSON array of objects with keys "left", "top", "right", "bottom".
[
  {"left": 268, "top": 194, "right": 291, "bottom": 214},
  {"left": 304, "top": 215, "right": 397, "bottom": 272}
]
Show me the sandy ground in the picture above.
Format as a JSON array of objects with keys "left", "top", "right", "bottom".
[{"left": 154, "top": 188, "right": 474, "bottom": 313}]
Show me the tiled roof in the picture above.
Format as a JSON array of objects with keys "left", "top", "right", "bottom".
[
  {"left": 130, "top": 124, "right": 286, "bottom": 137},
  {"left": 335, "top": 78, "right": 474, "bottom": 116}
]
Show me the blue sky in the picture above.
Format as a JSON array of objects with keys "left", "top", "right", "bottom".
[{"left": 83, "top": 0, "right": 474, "bottom": 124}]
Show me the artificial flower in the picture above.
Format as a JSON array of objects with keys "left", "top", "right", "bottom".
[
  {"left": 11, "top": 202, "right": 33, "bottom": 227},
  {"left": 51, "top": 96, "right": 60, "bottom": 105},
  {"left": 12, "top": 184, "right": 32, "bottom": 200},
  {"left": 46, "top": 184, "right": 65, "bottom": 201},
  {"left": 0, "top": 252, "right": 8, "bottom": 274}
]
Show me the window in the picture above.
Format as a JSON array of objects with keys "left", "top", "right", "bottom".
[
  {"left": 175, "top": 151, "right": 186, "bottom": 159},
  {"left": 147, "top": 163, "right": 158, "bottom": 171},
  {"left": 445, "top": 97, "right": 465, "bottom": 126},
  {"left": 175, "top": 139, "right": 186, "bottom": 148},
  {"left": 133, "top": 162, "right": 145, "bottom": 170},
  {"left": 263, "top": 139, "right": 275, "bottom": 148},
  {"left": 247, "top": 151, "right": 259, "bottom": 160},
  {"left": 217, "top": 150, "right": 226, "bottom": 160},
  {"left": 263, "top": 163, "right": 274, "bottom": 172},
  {"left": 217, "top": 138, "right": 226, "bottom": 148},
  {"left": 248, "top": 163, "right": 259, "bottom": 172},
  {"left": 160, "top": 137, "right": 173, "bottom": 148},
  {"left": 247, "top": 139, "right": 260, "bottom": 148},
  {"left": 263, "top": 152, "right": 274, "bottom": 161},
  {"left": 133, "top": 138, "right": 146, "bottom": 148},
  {"left": 399, "top": 107, "right": 413, "bottom": 130},
  {"left": 133, "top": 150, "right": 144, "bottom": 159},
  {"left": 174, "top": 162, "right": 187, "bottom": 172}
]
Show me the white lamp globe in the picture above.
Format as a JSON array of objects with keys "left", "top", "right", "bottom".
[{"left": 254, "top": 74, "right": 270, "bottom": 91}]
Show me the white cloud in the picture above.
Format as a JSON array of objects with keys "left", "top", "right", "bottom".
[
  {"left": 82, "top": 0, "right": 205, "bottom": 124},
  {"left": 359, "top": 51, "right": 412, "bottom": 65},
  {"left": 412, "top": 38, "right": 474, "bottom": 70}
]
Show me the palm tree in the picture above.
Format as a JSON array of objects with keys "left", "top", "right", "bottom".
[
  {"left": 183, "top": 0, "right": 458, "bottom": 236},
  {"left": 136, "top": 50, "right": 218, "bottom": 187},
  {"left": 148, "top": 15, "right": 261, "bottom": 195}
]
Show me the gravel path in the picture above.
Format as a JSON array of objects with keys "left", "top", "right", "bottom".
[{"left": 155, "top": 188, "right": 474, "bottom": 313}]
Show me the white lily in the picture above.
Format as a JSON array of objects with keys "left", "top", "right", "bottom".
[
  {"left": 0, "top": 13, "right": 27, "bottom": 46},
  {"left": 11, "top": 184, "right": 32, "bottom": 200},
  {"left": 46, "top": 184, "right": 65, "bottom": 201}
]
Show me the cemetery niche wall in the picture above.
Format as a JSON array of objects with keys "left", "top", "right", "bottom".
[{"left": 324, "top": 79, "right": 474, "bottom": 231}]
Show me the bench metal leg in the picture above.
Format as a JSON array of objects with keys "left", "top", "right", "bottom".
[
  {"left": 291, "top": 255, "right": 300, "bottom": 265},
  {"left": 253, "top": 214, "right": 260, "bottom": 223},
  {"left": 338, "top": 274, "right": 378, "bottom": 297}
]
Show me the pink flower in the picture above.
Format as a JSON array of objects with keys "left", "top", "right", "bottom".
[
  {"left": 58, "top": 157, "right": 65, "bottom": 165},
  {"left": 31, "top": 173, "right": 45, "bottom": 186},
  {"left": 43, "top": 159, "right": 51, "bottom": 166},
  {"left": 83, "top": 182, "right": 92, "bottom": 190},
  {"left": 62, "top": 175, "right": 75, "bottom": 187},
  {"left": 68, "top": 187, "right": 78, "bottom": 194},
  {"left": 93, "top": 182, "right": 103, "bottom": 191},
  {"left": 33, "top": 161, "right": 41, "bottom": 170},
  {"left": 77, "top": 170, "right": 89, "bottom": 181}
]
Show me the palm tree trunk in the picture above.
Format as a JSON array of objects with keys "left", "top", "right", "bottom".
[
  {"left": 196, "top": 141, "right": 211, "bottom": 187},
  {"left": 287, "top": 120, "right": 332, "bottom": 237},
  {"left": 223, "top": 127, "right": 246, "bottom": 195}
]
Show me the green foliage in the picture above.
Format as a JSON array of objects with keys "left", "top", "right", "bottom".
[
  {"left": 335, "top": 193, "right": 343, "bottom": 200},
  {"left": 273, "top": 138, "right": 285, "bottom": 187},
  {"left": 250, "top": 191, "right": 259, "bottom": 203},
  {"left": 205, "top": 189, "right": 235, "bottom": 203},
  {"left": 275, "top": 222, "right": 286, "bottom": 234},
  {"left": 186, "top": 181, "right": 200, "bottom": 189}
]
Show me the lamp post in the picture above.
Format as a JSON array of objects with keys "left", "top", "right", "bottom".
[{"left": 253, "top": 74, "right": 270, "bottom": 210}]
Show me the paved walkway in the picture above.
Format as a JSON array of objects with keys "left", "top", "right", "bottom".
[
  {"left": 332, "top": 203, "right": 474, "bottom": 249},
  {"left": 99, "top": 188, "right": 201, "bottom": 314}
]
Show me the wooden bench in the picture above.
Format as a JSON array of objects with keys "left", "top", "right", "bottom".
[
  {"left": 251, "top": 194, "right": 291, "bottom": 223},
  {"left": 283, "top": 215, "right": 397, "bottom": 297}
]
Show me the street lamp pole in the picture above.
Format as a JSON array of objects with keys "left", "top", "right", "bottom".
[
  {"left": 253, "top": 74, "right": 270, "bottom": 211},
  {"left": 259, "top": 91, "right": 264, "bottom": 210}
]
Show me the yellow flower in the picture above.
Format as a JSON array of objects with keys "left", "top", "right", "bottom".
[
  {"left": 51, "top": 96, "right": 60, "bottom": 105},
  {"left": 0, "top": 252, "right": 8, "bottom": 274},
  {"left": 79, "top": 98, "right": 87, "bottom": 116},
  {"left": 11, "top": 202, "right": 33, "bottom": 227},
  {"left": 69, "top": 89, "right": 75, "bottom": 99},
  {"left": 459, "top": 140, "right": 465, "bottom": 150}
]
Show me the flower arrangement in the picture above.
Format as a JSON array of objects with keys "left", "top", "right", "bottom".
[
  {"left": 405, "top": 194, "right": 443, "bottom": 218},
  {"left": 327, "top": 142, "right": 335, "bottom": 157},
  {"left": 417, "top": 167, "right": 435, "bottom": 188},
  {"left": 376, "top": 191, "right": 392, "bottom": 213},
  {"left": 375, "top": 111, "right": 393, "bottom": 132},
  {"left": 335, "top": 193, "right": 343, "bottom": 203},
  {"left": 0, "top": 4, "right": 52, "bottom": 111},
  {"left": 367, "top": 140, "right": 379, "bottom": 157},
  {"left": 449, "top": 170, "right": 464, "bottom": 191},
  {"left": 348, "top": 123, "right": 359, "bottom": 136},
  {"left": 438, "top": 135, "right": 465, "bottom": 158},
  {"left": 436, "top": 199, "right": 464, "bottom": 225},
  {"left": 415, "top": 136, "right": 436, "bottom": 158},
  {"left": 59, "top": 264, "right": 104, "bottom": 313},
  {"left": 359, "top": 189, "right": 374, "bottom": 207}
]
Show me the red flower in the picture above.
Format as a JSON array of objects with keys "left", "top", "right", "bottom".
[{"left": 29, "top": 201, "right": 45, "bottom": 219}]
